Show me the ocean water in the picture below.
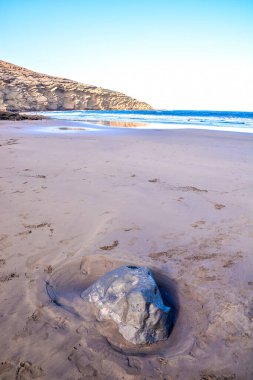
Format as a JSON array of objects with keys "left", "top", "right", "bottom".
[{"left": 37, "top": 110, "right": 253, "bottom": 133}]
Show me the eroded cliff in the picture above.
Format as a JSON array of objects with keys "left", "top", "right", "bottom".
[{"left": 0, "top": 60, "right": 152, "bottom": 111}]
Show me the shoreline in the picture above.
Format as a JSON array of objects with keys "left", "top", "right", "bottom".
[
  {"left": 1, "top": 117, "right": 253, "bottom": 137},
  {"left": 0, "top": 119, "right": 253, "bottom": 379},
  {"left": 24, "top": 109, "right": 253, "bottom": 134}
]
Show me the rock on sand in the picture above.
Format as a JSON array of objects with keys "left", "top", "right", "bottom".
[{"left": 81, "top": 266, "right": 172, "bottom": 344}]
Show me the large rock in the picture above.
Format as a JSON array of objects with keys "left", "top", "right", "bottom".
[
  {"left": 81, "top": 266, "right": 171, "bottom": 344},
  {"left": 0, "top": 60, "right": 152, "bottom": 112}
]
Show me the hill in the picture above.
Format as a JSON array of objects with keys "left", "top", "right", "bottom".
[{"left": 0, "top": 60, "right": 152, "bottom": 111}]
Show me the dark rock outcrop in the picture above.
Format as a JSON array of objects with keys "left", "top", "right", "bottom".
[
  {"left": 0, "top": 60, "right": 152, "bottom": 112},
  {"left": 0, "top": 111, "right": 45, "bottom": 120}
]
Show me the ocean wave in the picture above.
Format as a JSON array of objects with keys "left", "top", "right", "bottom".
[{"left": 33, "top": 110, "right": 253, "bottom": 133}]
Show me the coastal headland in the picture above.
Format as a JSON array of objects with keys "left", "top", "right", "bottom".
[{"left": 0, "top": 60, "right": 152, "bottom": 112}]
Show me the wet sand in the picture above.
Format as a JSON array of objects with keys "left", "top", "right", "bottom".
[{"left": 0, "top": 119, "right": 253, "bottom": 379}]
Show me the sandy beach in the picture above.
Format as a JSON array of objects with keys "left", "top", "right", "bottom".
[{"left": 0, "top": 119, "right": 253, "bottom": 379}]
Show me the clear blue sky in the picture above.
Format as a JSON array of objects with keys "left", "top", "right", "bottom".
[{"left": 1, "top": 0, "right": 253, "bottom": 110}]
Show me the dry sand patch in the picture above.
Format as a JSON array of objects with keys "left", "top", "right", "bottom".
[{"left": 0, "top": 121, "right": 252, "bottom": 379}]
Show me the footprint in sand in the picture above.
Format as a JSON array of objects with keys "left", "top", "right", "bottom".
[
  {"left": 99, "top": 240, "right": 119, "bottom": 251},
  {"left": 0, "top": 258, "right": 6, "bottom": 267},
  {"left": 68, "top": 340, "right": 142, "bottom": 380},
  {"left": 0, "top": 362, "right": 16, "bottom": 379},
  {"left": 17, "top": 230, "right": 32, "bottom": 237},
  {"left": 4, "top": 138, "right": 19, "bottom": 146},
  {"left": 214, "top": 203, "right": 226, "bottom": 210},
  {"left": 17, "top": 223, "right": 52, "bottom": 238},
  {"left": 0, "top": 234, "right": 11, "bottom": 250},
  {"left": 191, "top": 220, "right": 206, "bottom": 228},
  {"left": 149, "top": 248, "right": 184, "bottom": 263},
  {"left": 24, "top": 222, "right": 51, "bottom": 229},
  {"left": 0, "top": 272, "right": 19, "bottom": 282},
  {"left": 44, "top": 265, "right": 53, "bottom": 274},
  {"left": 185, "top": 253, "right": 217, "bottom": 261},
  {"left": 16, "top": 361, "right": 44, "bottom": 379},
  {"left": 177, "top": 186, "right": 208, "bottom": 193}
]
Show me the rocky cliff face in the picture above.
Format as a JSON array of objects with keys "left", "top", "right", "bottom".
[{"left": 0, "top": 60, "right": 152, "bottom": 111}]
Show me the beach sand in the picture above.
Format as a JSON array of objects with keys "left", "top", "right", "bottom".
[{"left": 0, "top": 119, "right": 253, "bottom": 379}]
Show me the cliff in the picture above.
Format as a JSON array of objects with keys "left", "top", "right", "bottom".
[{"left": 0, "top": 60, "right": 152, "bottom": 111}]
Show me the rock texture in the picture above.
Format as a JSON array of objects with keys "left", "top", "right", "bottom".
[
  {"left": 0, "top": 60, "right": 152, "bottom": 112},
  {"left": 81, "top": 266, "right": 171, "bottom": 344},
  {"left": 0, "top": 111, "right": 45, "bottom": 120}
]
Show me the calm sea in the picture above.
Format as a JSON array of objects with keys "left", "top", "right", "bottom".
[{"left": 37, "top": 110, "right": 253, "bottom": 133}]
